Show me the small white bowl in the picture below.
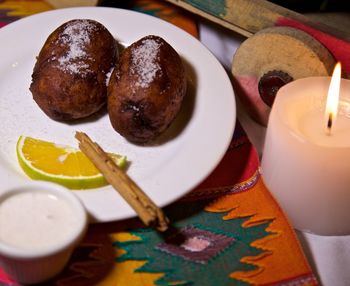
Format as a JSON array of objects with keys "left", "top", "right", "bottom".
[{"left": 0, "top": 181, "right": 87, "bottom": 284}]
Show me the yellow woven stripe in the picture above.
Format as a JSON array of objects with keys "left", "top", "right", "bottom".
[
  {"left": 95, "top": 233, "right": 163, "bottom": 286},
  {"left": 0, "top": 0, "right": 52, "bottom": 17}
]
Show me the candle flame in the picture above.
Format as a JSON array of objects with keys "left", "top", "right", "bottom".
[{"left": 325, "top": 62, "right": 342, "bottom": 134}]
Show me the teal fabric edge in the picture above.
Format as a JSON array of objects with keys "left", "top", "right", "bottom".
[
  {"left": 114, "top": 229, "right": 191, "bottom": 285},
  {"left": 183, "top": 0, "right": 227, "bottom": 18},
  {"left": 112, "top": 211, "right": 274, "bottom": 286}
]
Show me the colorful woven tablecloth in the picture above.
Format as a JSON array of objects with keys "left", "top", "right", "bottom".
[{"left": 0, "top": 1, "right": 318, "bottom": 285}]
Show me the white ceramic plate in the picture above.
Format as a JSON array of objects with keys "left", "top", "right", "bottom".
[{"left": 0, "top": 7, "right": 236, "bottom": 222}]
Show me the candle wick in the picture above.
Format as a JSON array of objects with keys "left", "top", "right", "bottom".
[{"left": 327, "top": 113, "right": 333, "bottom": 135}]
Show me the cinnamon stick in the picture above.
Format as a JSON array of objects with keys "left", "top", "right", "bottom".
[{"left": 75, "top": 131, "right": 169, "bottom": 232}]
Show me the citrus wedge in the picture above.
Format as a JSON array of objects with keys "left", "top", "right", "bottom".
[{"left": 16, "top": 136, "right": 127, "bottom": 190}]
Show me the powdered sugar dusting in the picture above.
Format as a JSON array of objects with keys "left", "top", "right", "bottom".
[
  {"left": 56, "top": 20, "right": 96, "bottom": 75},
  {"left": 105, "top": 67, "right": 114, "bottom": 85},
  {"left": 130, "top": 38, "right": 162, "bottom": 88}
]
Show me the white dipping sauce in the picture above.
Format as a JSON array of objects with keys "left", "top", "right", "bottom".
[{"left": 0, "top": 191, "right": 80, "bottom": 251}]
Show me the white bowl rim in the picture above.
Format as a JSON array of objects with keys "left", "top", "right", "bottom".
[{"left": 0, "top": 181, "right": 87, "bottom": 259}]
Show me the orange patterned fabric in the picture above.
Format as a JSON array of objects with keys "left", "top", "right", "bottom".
[
  {"left": 0, "top": 0, "right": 52, "bottom": 24},
  {"left": 207, "top": 174, "right": 317, "bottom": 285}
]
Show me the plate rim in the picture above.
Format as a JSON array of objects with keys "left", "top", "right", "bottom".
[{"left": 0, "top": 6, "right": 236, "bottom": 222}]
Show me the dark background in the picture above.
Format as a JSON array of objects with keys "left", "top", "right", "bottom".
[
  {"left": 268, "top": 0, "right": 349, "bottom": 12},
  {"left": 99, "top": 0, "right": 350, "bottom": 12}
]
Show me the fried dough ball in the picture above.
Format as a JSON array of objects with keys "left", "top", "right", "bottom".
[
  {"left": 30, "top": 19, "right": 117, "bottom": 120},
  {"left": 108, "top": 35, "right": 187, "bottom": 143}
]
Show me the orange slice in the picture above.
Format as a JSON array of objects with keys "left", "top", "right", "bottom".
[{"left": 16, "top": 136, "right": 127, "bottom": 190}]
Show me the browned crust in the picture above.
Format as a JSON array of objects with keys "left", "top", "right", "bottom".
[
  {"left": 30, "top": 19, "right": 118, "bottom": 121},
  {"left": 107, "top": 35, "right": 186, "bottom": 143}
]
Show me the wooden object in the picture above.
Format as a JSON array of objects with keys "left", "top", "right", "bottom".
[
  {"left": 75, "top": 132, "right": 169, "bottom": 232},
  {"left": 165, "top": 0, "right": 347, "bottom": 39},
  {"left": 166, "top": 0, "right": 350, "bottom": 126},
  {"left": 165, "top": 0, "right": 350, "bottom": 73},
  {"left": 45, "top": 0, "right": 100, "bottom": 8},
  {"left": 232, "top": 27, "right": 335, "bottom": 125}
]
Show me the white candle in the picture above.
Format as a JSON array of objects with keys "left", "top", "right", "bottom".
[{"left": 261, "top": 73, "right": 350, "bottom": 235}]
